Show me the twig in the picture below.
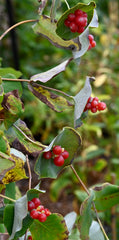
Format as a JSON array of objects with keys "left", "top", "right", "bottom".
[
  {"left": 0, "top": 19, "right": 37, "bottom": 41},
  {"left": 0, "top": 194, "right": 16, "bottom": 202},
  {"left": 64, "top": 0, "right": 70, "bottom": 9},
  {"left": 26, "top": 155, "right": 32, "bottom": 190},
  {"left": 39, "top": 84, "right": 71, "bottom": 98},
  {"left": 2, "top": 77, "right": 30, "bottom": 82},
  {"left": 70, "top": 164, "right": 109, "bottom": 240},
  {"left": 13, "top": 123, "right": 47, "bottom": 148}
]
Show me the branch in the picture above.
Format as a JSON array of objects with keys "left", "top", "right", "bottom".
[
  {"left": 0, "top": 19, "right": 37, "bottom": 41},
  {"left": 0, "top": 194, "right": 16, "bottom": 202}
]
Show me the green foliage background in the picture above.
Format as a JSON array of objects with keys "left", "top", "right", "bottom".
[{"left": 0, "top": 0, "right": 119, "bottom": 238}]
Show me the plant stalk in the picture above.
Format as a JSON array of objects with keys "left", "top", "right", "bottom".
[
  {"left": 0, "top": 19, "right": 37, "bottom": 41},
  {"left": 0, "top": 194, "right": 16, "bottom": 202}
]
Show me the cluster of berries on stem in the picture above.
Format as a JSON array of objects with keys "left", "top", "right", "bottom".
[
  {"left": 43, "top": 145, "right": 69, "bottom": 167},
  {"left": 88, "top": 34, "right": 96, "bottom": 50},
  {"left": 28, "top": 197, "right": 51, "bottom": 223},
  {"left": 64, "top": 9, "right": 87, "bottom": 33},
  {"left": 84, "top": 96, "right": 107, "bottom": 113}
]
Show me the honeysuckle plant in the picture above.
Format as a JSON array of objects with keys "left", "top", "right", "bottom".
[{"left": 0, "top": 1, "right": 118, "bottom": 240}]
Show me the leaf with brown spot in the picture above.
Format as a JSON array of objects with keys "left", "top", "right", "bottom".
[
  {"left": 2, "top": 90, "right": 24, "bottom": 129},
  {"left": 6, "top": 119, "right": 45, "bottom": 157},
  {"left": 28, "top": 82, "right": 73, "bottom": 112},
  {"left": 2, "top": 153, "right": 27, "bottom": 184},
  {"left": 32, "top": 15, "right": 80, "bottom": 51},
  {"left": 0, "top": 152, "right": 15, "bottom": 179},
  {"left": 0, "top": 132, "right": 10, "bottom": 155}
]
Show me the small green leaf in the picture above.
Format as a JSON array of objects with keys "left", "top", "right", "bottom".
[
  {"left": 35, "top": 127, "right": 81, "bottom": 179},
  {"left": 32, "top": 15, "right": 80, "bottom": 51},
  {"left": 6, "top": 119, "right": 45, "bottom": 157},
  {"left": 27, "top": 188, "right": 45, "bottom": 201},
  {"left": 73, "top": 77, "right": 94, "bottom": 127},
  {"left": 92, "top": 183, "right": 119, "bottom": 211},
  {"left": 28, "top": 82, "right": 73, "bottom": 112},
  {"left": 0, "top": 132, "right": 10, "bottom": 155},
  {"left": 56, "top": 2, "right": 96, "bottom": 40},
  {"left": 69, "top": 227, "right": 81, "bottom": 240},
  {"left": 2, "top": 90, "right": 24, "bottom": 129},
  {"left": 0, "top": 151, "right": 15, "bottom": 176},
  {"left": 30, "top": 58, "right": 72, "bottom": 82},
  {"left": 78, "top": 194, "right": 94, "bottom": 240},
  {"left": 30, "top": 213, "right": 69, "bottom": 240},
  {"left": 0, "top": 67, "right": 22, "bottom": 95},
  {"left": 0, "top": 207, "right": 4, "bottom": 223},
  {"left": 4, "top": 204, "right": 14, "bottom": 235},
  {"left": 4, "top": 182, "right": 16, "bottom": 204}
]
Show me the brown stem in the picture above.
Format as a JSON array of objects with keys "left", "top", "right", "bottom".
[
  {"left": 0, "top": 19, "right": 37, "bottom": 41},
  {"left": 2, "top": 77, "right": 30, "bottom": 82},
  {"left": 26, "top": 155, "right": 32, "bottom": 190},
  {"left": 0, "top": 194, "right": 16, "bottom": 202},
  {"left": 39, "top": 84, "right": 71, "bottom": 98}
]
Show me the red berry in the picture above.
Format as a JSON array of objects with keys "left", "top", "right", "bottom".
[
  {"left": 88, "top": 96, "right": 93, "bottom": 103},
  {"left": 28, "top": 236, "right": 32, "bottom": 240},
  {"left": 93, "top": 97, "right": 99, "bottom": 102},
  {"left": 28, "top": 201, "right": 35, "bottom": 211},
  {"left": 43, "top": 151, "right": 52, "bottom": 159},
  {"left": 32, "top": 198, "right": 41, "bottom": 208},
  {"left": 54, "top": 155, "right": 64, "bottom": 167},
  {"left": 88, "top": 34, "right": 94, "bottom": 42},
  {"left": 37, "top": 205, "right": 44, "bottom": 212},
  {"left": 75, "top": 16, "right": 87, "bottom": 27},
  {"left": 44, "top": 208, "right": 51, "bottom": 216},
  {"left": 30, "top": 209, "right": 39, "bottom": 219},
  {"left": 91, "top": 107, "right": 97, "bottom": 113},
  {"left": 82, "top": 12, "right": 87, "bottom": 18},
  {"left": 38, "top": 213, "right": 47, "bottom": 222},
  {"left": 91, "top": 100, "right": 98, "bottom": 108},
  {"left": 74, "top": 9, "right": 83, "bottom": 16},
  {"left": 61, "top": 150, "right": 69, "bottom": 159},
  {"left": 53, "top": 145, "right": 62, "bottom": 155},
  {"left": 91, "top": 40, "right": 96, "bottom": 48},
  {"left": 69, "top": 22, "right": 78, "bottom": 32},
  {"left": 86, "top": 102, "right": 92, "bottom": 110},
  {"left": 98, "top": 102, "right": 106, "bottom": 111},
  {"left": 68, "top": 13, "right": 75, "bottom": 22},
  {"left": 77, "top": 26, "right": 85, "bottom": 33},
  {"left": 64, "top": 19, "right": 70, "bottom": 27},
  {"left": 88, "top": 43, "right": 92, "bottom": 50}
]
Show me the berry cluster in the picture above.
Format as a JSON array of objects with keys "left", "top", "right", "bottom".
[
  {"left": 88, "top": 34, "right": 96, "bottom": 50},
  {"left": 84, "top": 96, "right": 107, "bottom": 113},
  {"left": 28, "top": 198, "right": 51, "bottom": 223},
  {"left": 43, "top": 145, "right": 69, "bottom": 167},
  {"left": 64, "top": 9, "right": 87, "bottom": 33}
]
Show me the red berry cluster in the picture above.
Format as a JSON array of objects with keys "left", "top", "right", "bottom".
[
  {"left": 64, "top": 9, "right": 87, "bottom": 33},
  {"left": 43, "top": 145, "right": 69, "bottom": 167},
  {"left": 28, "top": 198, "right": 51, "bottom": 223},
  {"left": 84, "top": 96, "right": 107, "bottom": 113},
  {"left": 88, "top": 34, "right": 96, "bottom": 50}
]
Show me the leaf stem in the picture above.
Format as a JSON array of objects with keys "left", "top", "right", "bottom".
[
  {"left": 13, "top": 123, "right": 47, "bottom": 148},
  {"left": 0, "top": 194, "right": 16, "bottom": 202},
  {"left": 39, "top": 84, "right": 72, "bottom": 98},
  {"left": 2, "top": 78, "right": 30, "bottom": 82},
  {"left": 70, "top": 164, "right": 90, "bottom": 196},
  {"left": 64, "top": 0, "right": 70, "bottom": 9},
  {"left": 0, "top": 19, "right": 37, "bottom": 41},
  {"left": 26, "top": 155, "right": 32, "bottom": 190}
]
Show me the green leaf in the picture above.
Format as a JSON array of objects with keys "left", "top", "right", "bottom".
[
  {"left": 69, "top": 227, "right": 81, "bottom": 240},
  {"left": 78, "top": 194, "right": 93, "bottom": 240},
  {"left": 28, "top": 82, "right": 73, "bottom": 112},
  {"left": 9, "top": 195, "right": 27, "bottom": 240},
  {"left": 13, "top": 215, "right": 33, "bottom": 240},
  {"left": 27, "top": 188, "right": 45, "bottom": 201},
  {"left": 2, "top": 152, "right": 27, "bottom": 184},
  {"left": 89, "top": 221, "right": 105, "bottom": 240},
  {"left": 32, "top": 15, "right": 80, "bottom": 51},
  {"left": 73, "top": 77, "right": 94, "bottom": 127},
  {"left": 6, "top": 119, "right": 45, "bottom": 157},
  {"left": 56, "top": 2, "right": 96, "bottom": 40},
  {"left": 4, "top": 183, "right": 16, "bottom": 204},
  {"left": 0, "top": 81, "right": 4, "bottom": 107},
  {"left": 0, "top": 131, "right": 10, "bottom": 155},
  {"left": 0, "top": 207, "right": 4, "bottom": 223},
  {"left": 35, "top": 127, "right": 81, "bottom": 179},
  {"left": 4, "top": 204, "right": 14, "bottom": 235},
  {"left": 30, "top": 213, "right": 69, "bottom": 240},
  {"left": 2, "top": 90, "right": 24, "bottom": 129},
  {"left": 0, "top": 67, "right": 22, "bottom": 95},
  {"left": 30, "top": 58, "right": 72, "bottom": 82},
  {"left": 0, "top": 151, "right": 15, "bottom": 177},
  {"left": 92, "top": 183, "right": 119, "bottom": 211}
]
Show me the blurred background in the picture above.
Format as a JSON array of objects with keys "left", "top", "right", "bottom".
[{"left": 0, "top": 0, "right": 119, "bottom": 239}]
